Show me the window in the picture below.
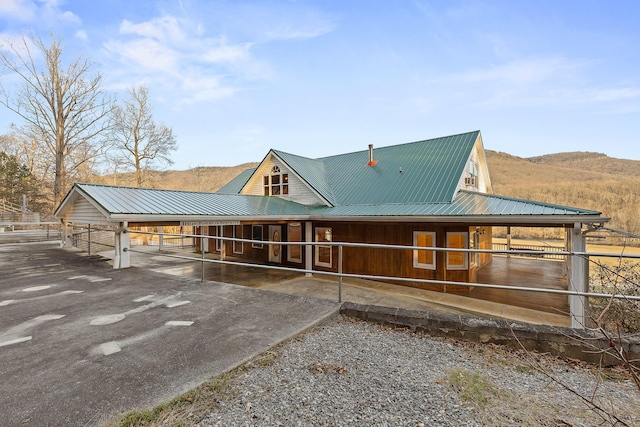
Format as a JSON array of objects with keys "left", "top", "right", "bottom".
[
  {"left": 446, "top": 232, "right": 468, "bottom": 270},
  {"left": 288, "top": 223, "right": 302, "bottom": 263},
  {"left": 263, "top": 165, "right": 289, "bottom": 196},
  {"left": 315, "top": 227, "right": 332, "bottom": 268},
  {"left": 252, "top": 225, "right": 263, "bottom": 249},
  {"left": 233, "top": 225, "right": 243, "bottom": 254},
  {"left": 413, "top": 231, "right": 436, "bottom": 270},
  {"left": 465, "top": 161, "right": 479, "bottom": 188},
  {"left": 215, "top": 226, "right": 222, "bottom": 251}
]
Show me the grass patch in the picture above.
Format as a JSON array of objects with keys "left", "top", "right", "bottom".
[
  {"left": 448, "top": 368, "right": 499, "bottom": 407},
  {"left": 103, "top": 365, "right": 248, "bottom": 427}
]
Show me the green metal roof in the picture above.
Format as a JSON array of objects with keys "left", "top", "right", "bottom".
[
  {"left": 308, "top": 191, "right": 602, "bottom": 218},
  {"left": 217, "top": 168, "right": 255, "bottom": 194},
  {"left": 271, "top": 150, "right": 336, "bottom": 205},
  {"left": 319, "top": 131, "right": 479, "bottom": 205},
  {"left": 57, "top": 183, "right": 310, "bottom": 219}
]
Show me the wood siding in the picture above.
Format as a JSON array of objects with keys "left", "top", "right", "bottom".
[
  {"left": 64, "top": 197, "right": 112, "bottom": 225},
  {"left": 456, "top": 136, "right": 491, "bottom": 194},
  {"left": 241, "top": 155, "right": 326, "bottom": 205},
  {"left": 312, "top": 222, "right": 473, "bottom": 294}
]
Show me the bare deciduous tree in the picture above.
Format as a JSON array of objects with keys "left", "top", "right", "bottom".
[
  {"left": 0, "top": 34, "right": 112, "bottom": 210},
  {"left": 109, "top": 85, "right": 177, "bottom": 187}
]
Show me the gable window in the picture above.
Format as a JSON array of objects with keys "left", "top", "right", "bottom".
[
  {"left": 446, "top": 232, "right": 468, "bottom": 270},
  {"left": 465, "top": 161, "right": 478, "bottom": 188},
  {"left": 263, "top": 166, "right": 289, "bottom": 196},
  {"left": 315, "top": 227, "right": 332, "bottom": 268},
  {"left": 288, "top": 223, "right": 302, "bottom": 263},
  {"left": 233, "top": 225, "right": 243, "bottom": 254},
  {"left": 413, "top": 231, "right": 436, "bottom": 270},
  {"left": 252, "top": 225, "right": 263, "bottom": 249}
]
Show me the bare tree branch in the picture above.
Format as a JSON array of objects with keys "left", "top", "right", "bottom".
[
  {"left": 0, "top": 34, "right": 113, "bottom": 210},
  {"left": 108, "top": 84, "right": 177, "bottom": 187}
]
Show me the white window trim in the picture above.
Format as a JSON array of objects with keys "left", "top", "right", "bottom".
[
  {"left": 233, "top": 225, "right": 243, "bottom": 255},
  {"left": 413, "top": 231, "right": 436, "bottom": 270},
  {"left": 252, "top": 225, "right": 263, "bottom": 249},
  {"left": 287, "top": 223, "right": 302, "bottom": 263},
  {"left": 314, "top": 227, "right": 332, "bottom": 268},
  {"left": 446, "top": 232, "right": 468, "bottom": 270}
]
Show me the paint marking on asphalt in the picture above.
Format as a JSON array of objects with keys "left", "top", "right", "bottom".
[
  {"left": 22, "top": 285, "right": 51, "bottom": 292},
  {"left": 0, "top": 315, "right": 65, "bottom": 346},
  {"left": 37, "top": 314, "right": 65, "bottom": 321},
  {"left": 165, "top": 321, "right": 194, "bottom": 326},
  {"left": 90, "top": 314, "right": 126, "bottom": 326},
  {"left": 68, "top": 275, "right": 112, "bottom": 283},
  {"left": 165, "top": 300, "right": 191, "bottom": 308},
  {"left": 0, "top": 300, "right": 16, "bottom": 307},
  {"left": 0, "top": 336, "right": 32, "bottom": 347},
  {"left": 99, "top": 341, "right": 121, "bottom": 356},
  {"left": 134, "top": 295, "right": 155, "bottom": 302},
  {"left": 60, "top": 290, "right": 84, "bottom": 294}
]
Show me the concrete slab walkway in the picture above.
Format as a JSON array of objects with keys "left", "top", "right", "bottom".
[{"left": 0, "top": 242, "right": 339, "bottom": 427}]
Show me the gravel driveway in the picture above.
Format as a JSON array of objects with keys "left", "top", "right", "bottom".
[{"left": 195, "top": 316, "right": 639, "bottom": 427}]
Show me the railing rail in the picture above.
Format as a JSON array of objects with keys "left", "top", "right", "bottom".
[{"left": 118, "top": 230, "right": 640, "bottom": 303}]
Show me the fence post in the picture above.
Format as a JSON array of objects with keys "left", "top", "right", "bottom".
[{"left": 338, "top": 244, "right": 343, "bottom": 303}]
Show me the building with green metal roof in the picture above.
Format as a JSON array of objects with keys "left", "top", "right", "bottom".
[{"left": 55, "top": 130, "right": 606, "bottom": 327}]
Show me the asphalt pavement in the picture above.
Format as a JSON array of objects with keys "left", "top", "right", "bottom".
[{"left": 0, "top": 242, "right": 339, "bottom": 426}]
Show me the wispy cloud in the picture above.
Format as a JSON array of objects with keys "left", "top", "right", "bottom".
[
  {"left": 102, "top": 5, "right": 335, "bottom": 106},
  {"left": 436, "top": 57, "right": 640, "bottom": 110},
  {"left": 0, "top": 0, "right": 79, "bottom": 24}
]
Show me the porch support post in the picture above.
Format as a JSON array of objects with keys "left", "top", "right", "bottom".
[
  {"left": 569, "top": 223, "right": 588, "bottom": 328},
  {"left": 305, "top": 221, "right": 313, "bottom": 277},
  {"left": 158, "top": 226, "right": 164, "bottom": 251},
  {"left": 220, "top": 226, "right": 226, "bottom": 261},
  {"left": 506, "top": 226, "right": 512, "bottom": 258},
  {"left": 114, "top": 221, "right": 130, "bottom": 269},
  {"left": 61, "top": 220, "right": 73, "bottom": 248},
  {"left": 202, "top": 226, "right": 209, "bottom": 253}
]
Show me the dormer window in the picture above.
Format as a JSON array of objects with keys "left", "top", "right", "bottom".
[{"left": 263, "top": 166, "right": 289, "bottom": 196}]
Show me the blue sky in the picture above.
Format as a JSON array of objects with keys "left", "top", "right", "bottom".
[{"left": 1, "top": 0, "right": 639, "bottom": 170}]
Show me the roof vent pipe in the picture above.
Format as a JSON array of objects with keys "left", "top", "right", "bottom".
[{"left": 367, "top": 144, "right": 377, "bottom": 166}]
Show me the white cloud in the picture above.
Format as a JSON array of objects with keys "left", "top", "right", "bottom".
[
  {"left": 103, "top": 15, "right": 263, "bottom": 104},
  {"left": 0, "top": 0, "right": 37, "bottom": 20},
  {"left": 0, "top": 0, "right": 81, "bottom": 28},
  {"left": 432, "top": 57, "right": 640, "bottom": 110}
]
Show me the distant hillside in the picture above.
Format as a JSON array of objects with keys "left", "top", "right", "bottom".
[
  {"left": 528, "top": 152, "right": 640, "bottom": 178},
  {"left": 486, "top": 150, "right": 640, "bottom": 235},
  {"left": 96, "top": 163, "right": 258, "bottom": 193}
]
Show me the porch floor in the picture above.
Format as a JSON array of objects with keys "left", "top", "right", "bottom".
[
  {"left": 474, "top": 256, "right": 569, "bottom": 316},
  {"left": 103, "top": 246, "right": 571, "bottom": 327}
]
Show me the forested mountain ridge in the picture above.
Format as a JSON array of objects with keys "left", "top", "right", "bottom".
[{"left": 486, "top": 150, "right": 640, "bottom": 234}]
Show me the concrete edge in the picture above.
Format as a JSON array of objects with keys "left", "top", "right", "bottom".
[{"left": 340, "top": 302, "right": 640, "bottom": 366}]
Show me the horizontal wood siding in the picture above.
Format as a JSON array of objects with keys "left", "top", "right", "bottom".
[
  {"left": 313, "top": 222, "right": 473, "bottom": 294},
  {"left": 65, "top": 197, "right": 111, "bottom": 225},
  {"left": 241, "top": 156, "right": 325, "bottom": 205}
]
